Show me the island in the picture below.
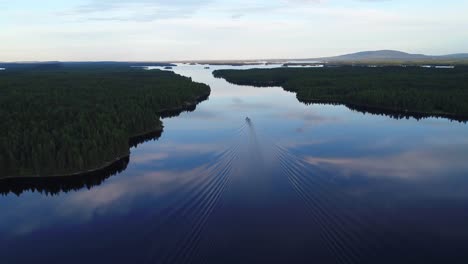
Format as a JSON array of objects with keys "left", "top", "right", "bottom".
[
  {"left": 214, "top": 66, "right": 468, "bottom": 121},
  {"left": 0, "top": 64, "right": 210, "bottom": 179}
]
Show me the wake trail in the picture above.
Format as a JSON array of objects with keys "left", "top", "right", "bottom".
[
  {"left": 143, "top": 145, "right": 237, "bottom": 232},
  {"left": 143, "top": 119, "right": 391, "bottom": 264},
  {"left": 273, "top": 146, "right": 359, "bottom": 261},
  {"left": 271, "top": 139, "right": 392, "bottom": 263},
  {"left": 144, "top": 124, "right": 246, "bottom": 264},
  {"left": 272, "top": 142, "right": 393, "bottom": 250},
  {"left": 163, "top": 157, "right": 235, "bottom": 264}
]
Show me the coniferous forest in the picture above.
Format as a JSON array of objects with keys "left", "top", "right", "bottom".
[
  {"left": 214, "top": 66, "right": 468, "bottom": 120},
  {"left": 0, "top": 66, "right": 210, "bottom": 177}
]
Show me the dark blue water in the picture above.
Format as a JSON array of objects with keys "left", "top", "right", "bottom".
[{"left": 1, "top": 65, "right": 468, "bottom": 263}]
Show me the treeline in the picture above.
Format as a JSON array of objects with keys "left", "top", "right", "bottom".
[
  {"left": 0, "top": 67, "right": 210, "bottom": 177},
  {"left": 0, "top": 61, "right": 176, "bottom": 71},
  {"left": 214, "top": 66, "right": 468, "bottom": 120},
  {"left": 0, "top": 157, "right": 130, "bottom": 196}
]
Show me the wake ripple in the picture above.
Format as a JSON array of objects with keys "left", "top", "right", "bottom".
[
  {"left": 271, "top": 141, "right": 385, "bottom": 264},
  {"left": 143, "top": 125, "right": 246, "bottom": 264}
]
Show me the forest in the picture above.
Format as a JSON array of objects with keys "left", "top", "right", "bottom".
[
  {"left": 214, "top": 66, "right": 468, "bottom": 120},
  {"left": 0, "top": 66, "right": 210, "bottom": 177}
]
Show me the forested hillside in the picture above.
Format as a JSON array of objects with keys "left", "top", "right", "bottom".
[
  {"left": 214, "top": 66, "right": 468, "bottom": 119},
  {"left": 0, "top": 67, "right": 210, "bottom": 177}
]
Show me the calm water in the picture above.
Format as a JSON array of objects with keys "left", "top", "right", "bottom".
[{"left": 1, "top": 65, "right": 468, "bottom": 263}]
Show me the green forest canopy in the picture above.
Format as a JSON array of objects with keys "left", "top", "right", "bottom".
[
  {"left": 0, "top": 66, "right": 210, "bottom": 177},
  {"left": 214, "top": 66, "right": 468, "bottom": 118}
]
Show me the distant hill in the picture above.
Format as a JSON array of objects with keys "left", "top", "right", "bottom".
[
  {"left": 438, "top": 53, "right": 468, "bottom": 59},
  {"left": 312, "top": 50, "right": 468, "bottom": 63}
]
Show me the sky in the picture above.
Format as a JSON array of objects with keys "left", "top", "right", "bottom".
[{"left": 1, "top": 0, "right": 468, "bottom": 61}]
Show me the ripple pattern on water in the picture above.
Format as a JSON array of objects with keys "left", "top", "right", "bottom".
[
  {"left": 271, "top": 139, "right": 402, "bottom": 263},
  {"left": 143, "top": 125, "right": 246, "bottom": 263}
]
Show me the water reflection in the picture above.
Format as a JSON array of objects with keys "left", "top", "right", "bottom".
[
  {"left": 305, "top": 146, "right": 468, "bottom": 180},
  {"left": 0, "top": 157, "right": 129, "bottom": 196},
  {"left": 1, "top": 64, "right": 468, "bottom": 263},
  {"left": 328, "top": 102, "right": 468, "bottom": 123}
]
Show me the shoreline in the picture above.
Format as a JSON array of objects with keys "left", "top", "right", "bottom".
[
  {"left": 297, "top": 97, "right": 468, "bottom": 122},
  {"left": 0, "top": 91, "right": 210, "bottom": 183},
  {"left": 215, "top": 75, "right": 468, "bottom": 122},
  {"left": 0, "top": 156, "right": 130, "bottom": 196}
]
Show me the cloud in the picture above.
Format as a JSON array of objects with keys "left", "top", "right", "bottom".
[{"left": 69, "top": 0, "right": 213, "bottom": 21}]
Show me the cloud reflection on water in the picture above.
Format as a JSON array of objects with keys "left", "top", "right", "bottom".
[
  {"left": 62, "top": 167, "right": 207, "bottom": 217},
  {"left": 305, "top": 146, "right": 468, "bottom": 180},
  {"left": 4, "top": 163, "right": 215, "bottom": 236}
]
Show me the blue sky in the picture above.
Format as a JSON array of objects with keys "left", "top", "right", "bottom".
[{"left": 1, "top": 0, "right": 467, "bottom": 61}]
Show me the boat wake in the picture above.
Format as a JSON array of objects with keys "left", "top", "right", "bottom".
[{"left": 142, "top": 118, "right": 393, "bottom": 263}]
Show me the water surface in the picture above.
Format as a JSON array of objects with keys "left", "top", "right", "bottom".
[{"left": 1, "top": 65, "right": 468, "bottom": 263}]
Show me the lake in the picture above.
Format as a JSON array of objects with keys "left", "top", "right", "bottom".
[{"left": 1, "top": 64, "right": 468, "bottom": 264}]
